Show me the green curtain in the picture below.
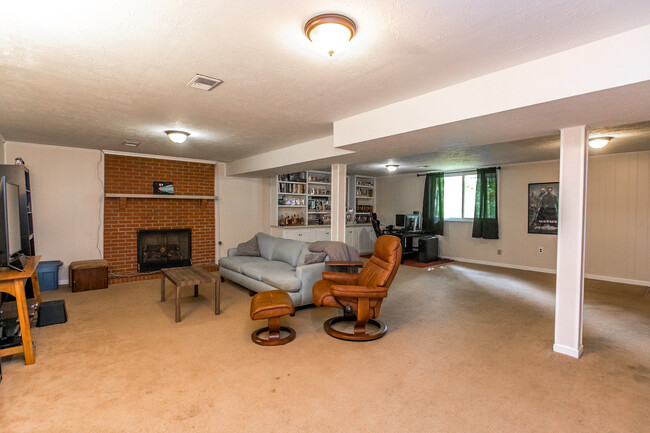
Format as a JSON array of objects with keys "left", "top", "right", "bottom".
[
  {"left": 422, "top": 173, "right": 444, "bottom": 235},
  {"left": 472, "top": 167, "right": 499, "bottom": 239}
]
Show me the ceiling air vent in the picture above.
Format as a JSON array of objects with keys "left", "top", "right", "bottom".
[{"left": 186, "top": 74, "right": 223, "bottom": 91}]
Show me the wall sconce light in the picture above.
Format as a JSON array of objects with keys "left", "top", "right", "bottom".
[
  {"left": 304, "top": 13, "right": 356, "bottom": 56},
  {"left": 588, "top": 136, "right": 613, "bottom": 149},
  {"left": 165, "top": 130, "right": 190, "bottom": 143},
  {"left": 385, "top": 164, "right": 399, "bottom": 172}
]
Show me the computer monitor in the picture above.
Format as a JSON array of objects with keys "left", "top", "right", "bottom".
[
  {"left": 395, "top": 214, "right": 405, "bottom": 228},
  {"left": 405, "top": 214, "right": 419, "bottom": 231}
]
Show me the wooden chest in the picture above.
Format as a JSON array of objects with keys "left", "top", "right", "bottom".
[{"left": 69, "top": 260, "right": 109, "bottom": 292}]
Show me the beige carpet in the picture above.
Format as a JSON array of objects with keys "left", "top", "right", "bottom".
[{"left": 1, "top": 263, "right": 648, "bottom": 432}]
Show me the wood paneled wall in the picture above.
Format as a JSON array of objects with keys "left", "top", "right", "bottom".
[{"left": 586, "top": 151, "right": 649, "bottom": 282}]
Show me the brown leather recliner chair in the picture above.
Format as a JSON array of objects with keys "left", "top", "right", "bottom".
[{"left": 312, "top": 235, "right": 402, "bottom": 341}]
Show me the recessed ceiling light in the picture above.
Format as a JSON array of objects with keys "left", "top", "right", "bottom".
[
  {"left": 304, "top": 13, "right": 356, "bottom": 56},
  {"left": 588, "top": 136, "right": 613, "bottom": 149},
  {"left": 165, "top": 130, "right": 190, "bottom": 143},
  {"left": 385, "top": 164, "right": 399, "bottom": 172},
  {"left": 122, "top": 140, "right": 139, "bottom": 147},
  {"left": 186, "top": 74, "right": 223, "bottom": 91}
]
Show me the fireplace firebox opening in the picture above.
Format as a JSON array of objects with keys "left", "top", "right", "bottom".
[{"left": 137, "top": 229, "right": 191, "bottom": 272}]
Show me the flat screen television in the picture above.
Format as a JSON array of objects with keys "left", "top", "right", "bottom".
[
  {"left": 0, "top": 176, "right": 26, "bottom": 271},
  {"left": 395, "top": 214, "right": 406, "bottom": 228}
]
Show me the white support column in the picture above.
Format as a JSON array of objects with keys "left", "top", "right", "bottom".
[
  {"left": 330, "top": 164, "right": 347, "bottom": 242},
  {"left": 554, "top": 125, "right": 588, "bottom": 358}
]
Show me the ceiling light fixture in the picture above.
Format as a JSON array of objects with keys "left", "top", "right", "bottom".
[
  {"left": 122, "top": 140, "right": 139, "bottom": 147},
  {"left": 386, "top": 164, "right": 399, "bottom": 172},
  {"left": 165, "top": 130, "right": 190, "bottom": 144},
  {"left": 304, "top": 13, "right": 356, "bottom": 56},
  {"left": 588, "top": 136, "right": 613, "bottom": 149}
]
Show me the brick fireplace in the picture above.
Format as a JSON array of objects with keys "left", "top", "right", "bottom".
[{"left": 104, "top": 155, "right": 216, "bottom": 284}]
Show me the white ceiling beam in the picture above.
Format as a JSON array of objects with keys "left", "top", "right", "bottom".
[{"left": 334, "top": 25, "right": 650, "bottom": 148}]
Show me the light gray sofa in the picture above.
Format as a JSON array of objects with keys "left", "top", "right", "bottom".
[{"left": 218, "top": 232, "right": 328, "bottom": 307}]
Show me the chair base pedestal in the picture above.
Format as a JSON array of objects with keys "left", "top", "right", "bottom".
[
  {"left": 323, "top": 315, "right": 387, "bottom": 341},
  {"left": 251, "top": 326, "right": 296, "bottom": 346}
]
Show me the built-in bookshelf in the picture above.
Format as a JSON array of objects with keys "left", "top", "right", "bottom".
[
  {"left": 276, "top": 171, "right": 332, "bottom": 227},
  {"left": 277, "top": 171, "right": 307, "bottom": 226},
  {"left": 275, "top": 171, "right": 375, "bottom": 227},
  {"left": 353, "top": 175, "right": 375, "bottom": 224},
  {"left": 306, "top": 171, "right": 331, "bottom": 226}
]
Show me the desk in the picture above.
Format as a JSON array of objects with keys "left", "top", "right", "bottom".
[
  {"left": 385, "top": 230, "right": 425, "bottom": 262},
  {"left": 0, "top": 256, "right": 42, "bottom": 365}
]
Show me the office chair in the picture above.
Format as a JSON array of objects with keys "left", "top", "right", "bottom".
[
  {"left": 312, "top": 235, "right": 402, "bottom": 341},
  {"left": 370, "top": 212, "right": 383, "bottom": 238}
]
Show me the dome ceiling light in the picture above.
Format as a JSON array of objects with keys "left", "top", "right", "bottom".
[
  {"left": 385, "top": 164, "right": 399, "bottom": 172},
  {"left": 304, "top": 13, "right": 356, "bottom": 56},
  {"left": 588, "top": 136, "right": 613, "bottom": 149},
  {"left": 165, "top": 130, "right": 190, "bottom": 144}
]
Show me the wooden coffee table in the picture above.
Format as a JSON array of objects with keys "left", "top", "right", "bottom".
[{"left": 160, "top": 266, "right": 220, "bottom": 322}]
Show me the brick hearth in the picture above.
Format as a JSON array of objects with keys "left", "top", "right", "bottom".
[{"left": 104, "top": 155, "right": 215, "bottom": 284}]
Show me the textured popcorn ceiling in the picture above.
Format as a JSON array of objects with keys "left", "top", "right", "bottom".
[{"left": 1, "top": 0, "right": 650, "bottom": 166}]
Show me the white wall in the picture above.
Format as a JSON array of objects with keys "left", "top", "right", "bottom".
[
  {"left": 376, "top": 151, "right": 650, "bottom": 285},
  {"left": 5, "top": 142, "right": 104, "bottom": 284},
  {"left": 216, "top": 163, "right": 270, "bottom": 257}
]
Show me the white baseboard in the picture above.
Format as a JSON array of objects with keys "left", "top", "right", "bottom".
[
  {"left": 445, "top": 257, "right": 649, "bottom": 287},
  {"left": 583, "top": 274, "right": 649, "bottom": 287},
  {"left": 444, "top": 257, "right": 556, "bottom": 275},
  {"left": 553, "top": 343, "right": 583, "bottom": 358}
]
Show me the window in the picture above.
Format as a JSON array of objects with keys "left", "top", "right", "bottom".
[{"left": 443, "top": 173, "right": 477, "bottom": 220}]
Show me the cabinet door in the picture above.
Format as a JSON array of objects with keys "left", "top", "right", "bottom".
[
  {"left": 345, "top": 227, "right": 359, "bottom": 250},
  {"left": 304, "top": 229, "right": 320, "bottom": 243},
  {"left": 282, "top": 229, "right": 300, "bottom": 241},
  {"left": 322, "top": 228, "right": 331, "bottom": 241},
  {"left": 358, "top": 227, "right": 375, "bottom": 254},
  {"left": 293, "top": 230, "right": 307, "bottom": 242}
]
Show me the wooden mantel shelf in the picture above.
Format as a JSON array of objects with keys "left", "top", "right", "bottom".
[{"left": 105, "top": 193, "right": 218, "bottom": 209}]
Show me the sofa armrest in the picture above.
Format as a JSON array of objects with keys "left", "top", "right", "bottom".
[
  {"left": 295, "top": 262, "right": 328, "bottom": 301},
  {"left": 227, "top": 248, "right": 239, "bottom": 257}
]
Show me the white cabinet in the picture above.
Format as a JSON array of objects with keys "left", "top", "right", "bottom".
[
  {"left": 269, "top": 226, "right": 332, "bottom": 242},
  {"left": 357, "top": 226, "right": 376, "bottom": 253},
  {"left": 343, "top": 225, "right": 376, "bottom": 254}
]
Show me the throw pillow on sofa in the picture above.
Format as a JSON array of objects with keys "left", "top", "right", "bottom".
[{"left": 237, "top": 236, "right": 260, "bottom": 256}]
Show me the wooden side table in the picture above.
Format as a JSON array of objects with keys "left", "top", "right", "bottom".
[
  {"left": 325, "top": 260, "right": 365, "bottom": 273},
  {"left": 160, "top": 266, "right": 220, "bottom": 323},
  {"left": 0, "top": 256, "right": 42, "bottom": 365}
]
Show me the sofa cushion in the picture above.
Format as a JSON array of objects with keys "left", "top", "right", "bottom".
[
  {"left": 219, "top": 256, "right": 267, "bottom": 273},
  {"left": 261, "top": 271, "right": 302, "bottom": 292},
  {"left": 271, "top": 238, "right": 307, "bottom": 267},
  {"left": 240, "top": 260, "right": 293, "bottom": 281},
  {"left": 256, "top": 233, "right": 279, "bottom": 261}
]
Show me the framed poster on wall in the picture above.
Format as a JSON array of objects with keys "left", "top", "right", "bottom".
[{"left": 528, "top": 182, "right": 559, "bottom": 235}]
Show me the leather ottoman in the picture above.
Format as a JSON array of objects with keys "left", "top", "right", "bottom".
[{"left": 249, "top": 290, "right": 295, "bottom": 346}]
